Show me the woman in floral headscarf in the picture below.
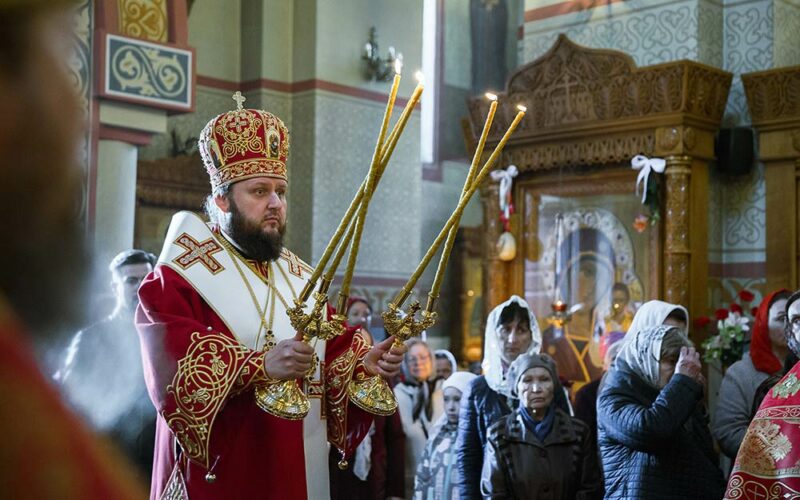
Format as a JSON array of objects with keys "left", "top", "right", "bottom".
[{"left": 598, "top": 324, "right": 724, "bottom": 499}]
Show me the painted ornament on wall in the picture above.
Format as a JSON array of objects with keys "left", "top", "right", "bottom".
[{"left": 490, "top": 164, "right": 518, "bottom": 261}]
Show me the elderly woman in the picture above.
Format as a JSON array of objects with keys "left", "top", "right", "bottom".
[
  {"left": 455, "top": 295, "right": 543, "bottom": 499},
  {"left": 713, "top": 289, "right": 790, "bottom": 460},
  {"left": 395, "top": 339, "right": 444, "bottom": 498},
  {"left": 414, "top": 371, "right": 477, "bottom": 499},
  {"left": 625, "top": 299, "right": 689, "bottom": 337},
  {"left": 481, "top": 353, "right": 602, "bottom": 499},
  {"left": 598, "top": 325, "right": 725, "bottom": 499}
]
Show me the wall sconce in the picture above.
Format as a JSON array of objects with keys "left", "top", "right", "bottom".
[{"left": 362, "top": 27, "right": 403, "bottom": 81}]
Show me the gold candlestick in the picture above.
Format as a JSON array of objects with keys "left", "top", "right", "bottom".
[
  {"left": 300, "top": 75, "right": 423, "bottom": 305},
  {"left": 394, "top": 105, "right": 527, "bottom": 308},
  {"left": 338, "top": 67, "right": 403, "bottom": 306},
  {"left": 349, "top": 104, "right": 527, "bottom": 417},
  {"left": 427, "top": 93, "right": 498, "bottom": 306},
  {"left": 258, "top": 70, "right": 407, "bottom": 422}
]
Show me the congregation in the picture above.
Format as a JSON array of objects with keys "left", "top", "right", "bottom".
[{"left": 4, "top": 2, "right": 800, "bottom": 500}]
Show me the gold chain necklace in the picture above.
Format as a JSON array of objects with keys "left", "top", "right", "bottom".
[{"left": 217, "top": 235, "right": 278, "bottom": 351}]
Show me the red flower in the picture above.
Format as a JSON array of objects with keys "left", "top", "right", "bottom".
[
  {"left": 730, "top": 303, "right": 743, "bottom": 314},
  {"left": 715, "top": 308, "right": 729, "bottom": 320},
  {"left": 751, "top": 307, "right": 758, "bottom": 317},
  {"left": 694, "top": 316, "right": 711, "bottom": 329},
  {"left": 738, "top": 290, "right": 755, "bottom": 302}
]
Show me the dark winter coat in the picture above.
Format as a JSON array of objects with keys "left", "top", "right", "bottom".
[
  {"left": 481, "top": 408, "right": 602, "bottom": 500},
  {"left": 455, "top": 375, "right": 512, "bottom": 500},
  {"left": 597, "top": 362, "right": 725, "bottom": 499}
]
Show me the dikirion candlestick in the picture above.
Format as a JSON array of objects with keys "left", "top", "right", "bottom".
[
  {"left": 427, "top": 92, "right": 498, "bottom": 306},
  {"left": 394, "top": 103, "right": 528, "bottom": 309}
]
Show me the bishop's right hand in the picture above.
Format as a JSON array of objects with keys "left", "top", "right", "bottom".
[{"left": 263, "top": 331, "right": 314, "bottom": 380}]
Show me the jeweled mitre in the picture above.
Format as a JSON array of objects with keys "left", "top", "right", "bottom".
[{"left": 198, "top": 94, "right": 290, "bottom": 191}]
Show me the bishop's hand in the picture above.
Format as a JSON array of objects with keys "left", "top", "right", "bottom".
[
  {"left": 363, "top": 336, "right": 406, "bottom": 379},
  {"left": 263, "top": 331, "right": 314, "bottom": 380}
]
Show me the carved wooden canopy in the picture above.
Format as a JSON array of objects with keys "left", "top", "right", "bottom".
[
  {"left": 467, "top": 35, "right": 733, "bottom": 170},
  {"left": 468, "top": 35, "right": 734, "bottom": 337},
  {"left": 743, "top": 65, "right": 800, "bottom": 132}
]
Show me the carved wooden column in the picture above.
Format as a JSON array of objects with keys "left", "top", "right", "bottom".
[
  {"left": 796, "top": 156, "right": 800, "bottom": 287},
  {"left": 743, "top": 66, "right": 800, "bottom": 291},
  {"left": 481, "top": 181, "right": 509, "bottom": 311},
  {"left": 663, "top": 156, "right": 692, "bottom": 307}
]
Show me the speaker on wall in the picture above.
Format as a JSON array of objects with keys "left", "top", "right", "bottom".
[{"left": 715, "top": 127, "right": 754, "bottom": 176}]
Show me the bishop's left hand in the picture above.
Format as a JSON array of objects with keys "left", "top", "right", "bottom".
[{"left": 363, "top": 336, "right": 406, "bottom": 379}]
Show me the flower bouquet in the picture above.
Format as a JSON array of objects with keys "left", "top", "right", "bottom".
[{"left": 697, "top": 290, "right": 756, "bottom": 370}]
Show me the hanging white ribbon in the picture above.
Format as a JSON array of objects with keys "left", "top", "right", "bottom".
[
  {"left": 490, "top": 164, "right": 519, "bottom": 220},
  {"left": 631, "top": 155, "right": 666, "bottom": 204}
]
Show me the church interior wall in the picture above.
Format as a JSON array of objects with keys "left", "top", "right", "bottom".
[
  {"left": 519, "top": 0, "right": 799, "bottom": 312},
  {"left": 135, "top": 0, "right": 431, "bottom": 330}
]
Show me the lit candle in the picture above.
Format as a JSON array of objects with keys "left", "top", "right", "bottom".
[
  {"left": 396, "top": 104, "right": 527, "bottom": 307},
  {"left": 378, "top": 71, "right": 424, "bottom": 170},
  {"left": 338, "top": 64, "right": 403, "bottom": 304},
  {"left": 426, "top": 92, "right": 498, "bottom": 308},
  {"left": 301, "top": 63, "right": 402, "bottom": 301},
  {"left": 466, "top": 92, "right": 498, "bottom": 187}
]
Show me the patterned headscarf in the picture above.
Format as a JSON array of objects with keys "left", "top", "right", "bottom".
[
  {"left": 785, "top": 290, "right": 800, "bottom": 357},
  {"left": 616, "top": 324, "right": 687, "bottom": 388}
]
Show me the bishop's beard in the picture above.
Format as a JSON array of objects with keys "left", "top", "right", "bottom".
[{"left": 227, "top": 200, "right": 285, "bottom": 262}]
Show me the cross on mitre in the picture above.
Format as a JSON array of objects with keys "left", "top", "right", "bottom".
[{"left": 232, "top": 91, "right": 246, "bottom": 110}]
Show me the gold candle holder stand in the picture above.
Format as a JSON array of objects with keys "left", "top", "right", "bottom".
[{"left": 347, "top": 299, "right": 438, "bottom": 414}]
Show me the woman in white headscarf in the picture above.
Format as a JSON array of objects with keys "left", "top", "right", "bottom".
[
  {"left": 454, "top": 295, "right": 542, "bottom": 499},
  {"left": 394, "top": 339, "right": 444, "bottom": 498},
  {"left": 414, "top": 371, "right": 477, "bottom": 499},
  {"left": 434, "top": 349, "right": 458, "bottom": 380},
  {"left": 597, "top": 325, "right": 724, "bottom": 499},
  {"left": 625, "top": 299, "right": 689, "bottom": 338}
]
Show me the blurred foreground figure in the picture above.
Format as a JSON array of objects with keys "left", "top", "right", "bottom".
[
  {"left": 0, "top": 1, "right": 143, "bottom": 498},
  {"left": 57, "top": 250, "right": 158, "bottom": 480}
]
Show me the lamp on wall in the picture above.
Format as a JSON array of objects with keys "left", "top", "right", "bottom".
[{"left": 362, "top": 27, "right": 403, "bottom": 81}]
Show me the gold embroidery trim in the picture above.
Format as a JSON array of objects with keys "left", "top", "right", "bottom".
[
  {"left": 165, "top": 331, "right": 254, "bottom": 468},
  {"left": 326, "top": 329, "right": 372, "bottom": 453}
]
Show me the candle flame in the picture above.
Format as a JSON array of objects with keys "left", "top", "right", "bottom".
[
  {"left": 485, "top": 92, "right": 498, "bottom": 101},
  {"left": 394, "top": 58, "right": 403, "bottom": 75},
  {"left": 516, "top": 104, "right": 527, "bottom": 112},
  {"left": 415, "top": 71, "right": 424, "bottom": 84}
]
